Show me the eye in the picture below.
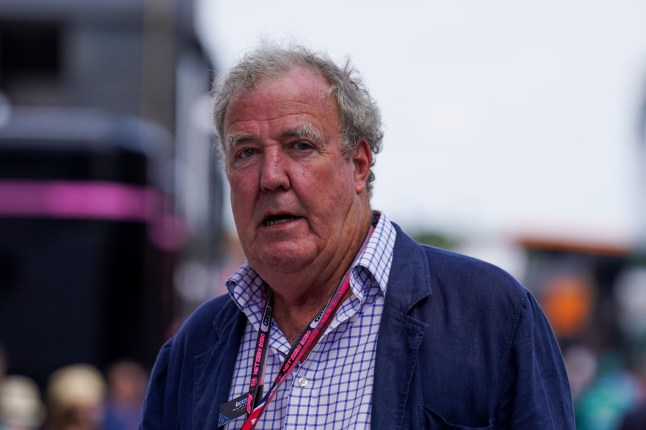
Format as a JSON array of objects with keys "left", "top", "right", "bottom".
[
  {"left": 292, "top": 141, "right": 314, "bottom": 151},
  {"left": 237, "top": 147, "right": 257, "bottom": 159}
]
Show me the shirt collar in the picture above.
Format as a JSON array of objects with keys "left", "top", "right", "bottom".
[{"left": 350, "top": 211, "right": 395, "bottom": 297}]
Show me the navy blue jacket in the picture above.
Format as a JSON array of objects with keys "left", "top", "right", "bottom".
[{"left": 141, "top": 225, "right": 575, "bottom": 429}]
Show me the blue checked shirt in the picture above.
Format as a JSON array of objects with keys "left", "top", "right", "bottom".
[{"left": 224, "top": 211, "right": 396, "bottom": 429}]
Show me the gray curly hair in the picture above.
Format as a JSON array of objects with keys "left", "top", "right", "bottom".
[{"left": 212, "top": 43, "right": 384, "bottom": 194}]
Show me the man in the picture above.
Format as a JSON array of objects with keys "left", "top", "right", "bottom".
[{"left": 140, "top": 44, "right": 575, "bottom": 429}]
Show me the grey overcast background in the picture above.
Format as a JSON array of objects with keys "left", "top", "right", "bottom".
[{"left": 195, "top": 0, "right": 646, "bottom": 249}]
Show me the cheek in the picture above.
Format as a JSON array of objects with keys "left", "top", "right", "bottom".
[
  {"left": 229, "top": 169, "right": 257, "bottom": 195},
  {"left": 303, "top": 166, "right": 354, "bottom": 215},
  {"left": 228, "top": 177, "right": 255, "bottom": 217}
]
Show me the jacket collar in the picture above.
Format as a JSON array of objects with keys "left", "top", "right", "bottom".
[
  {"left": 372, "top": 223, "right": 433, "bottom": 430},
  {"left": 384, "top": 223, "right": 433, "bottom": 311}
]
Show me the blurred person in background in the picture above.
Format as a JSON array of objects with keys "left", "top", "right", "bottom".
[
  {"left": 0, "top": 375, "right": 45, "bottom": 430},
  {"left": 563, "top": 344, "right": 599, "bottom": 402},
  {"left": 618, "top": 357, "right": 646, "bottom": 430},
  {"left": 575, "top": 351, "right": 641, "bottom": 430},
  {"left": 141, "top": 43, "right": 574, "bottom": 429},
  {"left": 43, "top": 364, "right": 105, "bottom": 430},
  {"left": 103, "top": 360, "right": 148, "bottom": 430}
]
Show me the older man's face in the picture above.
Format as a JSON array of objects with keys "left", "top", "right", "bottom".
[{"left": 223, "top": 67, "right": 370, "bottom": 278}]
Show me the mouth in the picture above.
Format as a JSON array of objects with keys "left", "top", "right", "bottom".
[{"left": 262, "top": 214, "right": 302, "bottom": 227}]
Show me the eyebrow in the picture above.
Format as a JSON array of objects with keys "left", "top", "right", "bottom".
[
  {"left": 226, "top": 132, "right": 253, "bottom": 153},
  {"left": 226, "top": 124, "right": 325, "bottom": 153},
  {"left": 281, "top": 124, "right": 324, "bottom": 145}
]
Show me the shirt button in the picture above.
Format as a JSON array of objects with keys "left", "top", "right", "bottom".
[{"left": 296, "top": 377, "right": 308, "bottom": 388}]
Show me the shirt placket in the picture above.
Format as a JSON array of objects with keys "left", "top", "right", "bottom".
[
  {"left": 282, "top": 358, "right": 319, "bottom": 429},
  {"left": 282, "top": 290, "right": 364, "bottom": 429}
]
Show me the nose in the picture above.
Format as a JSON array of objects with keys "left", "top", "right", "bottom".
[{"left": 259, "top": 150, "right": 290, "bottom": 192}]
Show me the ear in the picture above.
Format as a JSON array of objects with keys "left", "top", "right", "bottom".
[{"left": 352, "top": 140, "right": 372, "bottom": 194}]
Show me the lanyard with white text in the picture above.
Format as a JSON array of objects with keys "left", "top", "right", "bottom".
[{"left": 241, "top": 226, "right": 375, "bottom": 430}]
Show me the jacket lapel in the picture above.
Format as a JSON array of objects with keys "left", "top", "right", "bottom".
[
  {"left": 373, "top": 225, "right": 432, "bottom": 430},
  {"left": 210, "top": 302, "right": 247, "bottom": 405},
  {"left": 190, "top": 300, "right": 247, "bottom": 428}
]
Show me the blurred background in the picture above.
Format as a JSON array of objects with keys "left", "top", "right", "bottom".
[{"left": 0, "top": 0, "right": 645, "bottom": 429}]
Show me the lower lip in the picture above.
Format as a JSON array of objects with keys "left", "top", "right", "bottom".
[{"left": 261, "top": 217, "right": 303, "bottom": 230}]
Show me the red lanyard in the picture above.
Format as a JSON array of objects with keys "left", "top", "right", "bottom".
[{"left": 241, "top": 226, "right": 374, "bottom": 430}]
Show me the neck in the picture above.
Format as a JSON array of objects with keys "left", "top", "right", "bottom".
[
  {"left": 269, "top": 217, "right": 372, "bottom": 344},
  {"left": 271, "top": 285, "right": 352, "bottom": 344}
]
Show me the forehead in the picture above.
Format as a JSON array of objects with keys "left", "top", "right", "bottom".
[{"left": 223, "top": 67, "right": 340, "bottom": 135}]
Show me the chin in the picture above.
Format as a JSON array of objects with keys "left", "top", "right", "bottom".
[{"left": 253, "top": 244, "right": 316, "bottom": 274}]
